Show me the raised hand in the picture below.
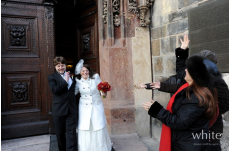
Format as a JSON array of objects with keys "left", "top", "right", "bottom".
[
  {"left": 180, "top": 35, "right": 190, "bottom": 50},
  {"left": 65, "top": 71, "right": 70, "bottom": 82},
  {"left": 150, "top": 79, "right": 160, "bottom": 89},
  {"left": 143, "top": 100, "right": 154, "bottom": 111}
]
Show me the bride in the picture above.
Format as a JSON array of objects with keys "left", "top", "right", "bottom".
[{"left": 75, "top": 59, "right": 112, "bottom": 151}]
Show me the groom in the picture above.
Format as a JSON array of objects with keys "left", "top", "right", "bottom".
[{"left": 48, "top": 56, "right": 77, "bottom": 151}]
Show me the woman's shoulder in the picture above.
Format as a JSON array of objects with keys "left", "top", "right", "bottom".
[
  {"left": 181, "top": 92, "right": 200, "bottom": 105},
  {"left": 75, "top": 77, "right": 81, "bottom": 82}
]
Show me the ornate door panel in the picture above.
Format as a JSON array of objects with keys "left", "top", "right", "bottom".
[
  {"left": 75, "top": 0, "right": 99, "bottom": 73},
  {"left": 1, "top": 2, "right": 54, "bottom": 139}
]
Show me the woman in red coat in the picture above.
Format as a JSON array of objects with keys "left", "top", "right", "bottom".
[{"left": 143, "top": 55, "right": 221, "bottom": 151}]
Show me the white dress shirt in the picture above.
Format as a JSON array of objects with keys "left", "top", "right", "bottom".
[{"left": 60, "top": 72, "right": 73, "bottom": 89}]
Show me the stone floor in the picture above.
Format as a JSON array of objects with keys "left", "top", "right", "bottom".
[
  {"left": 1, "top": 133, "right": 151, "bottom": 151},
  {"left": 111, "top": 133, "right": 149, "bottom": 151},
  {"left": 1, "top": 129, "right": 229, "bottom": 151},
  {"left": 1, "top": 135, "right": 50, "bottom": 151}
]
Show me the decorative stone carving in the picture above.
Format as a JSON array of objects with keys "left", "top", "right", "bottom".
[
  {"left": 137, "top": 0, "right": 155, "bottom": 27},
  {"left": 128, "top": 0, "right": 137, "bottom": 13},
  {"left": 112, "top": 0, "right": 120, "bottom": 13},
  {"left": 82, "top": 33, "right": 91, "bottom": 51},
  {"left": 112, "top": 0, "right": 120, "bottom": 26},
  {"left": 102, "top": 1, "right": 107, "bottom": 24},
  {"left": 137, "top": 6, "right": 149, "bottom": 27},
  {"left": 10, "top": 26, "right": 26, "bottom": 46},
  {"left": 128, "top": 0, "right": 154, "bottom": 27},
  {"left": 12, "top": 82, "right": 28, "bottom": 102},
  {"left": 146, "top": 0, "right": 154, "bottom": 7},
  {"left": 114, "top": 14, "right": 121, "bottom": 26}
]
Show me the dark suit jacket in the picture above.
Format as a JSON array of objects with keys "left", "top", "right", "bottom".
[{"left": 48, "top": 72, "right": 77, "bottom": 116}]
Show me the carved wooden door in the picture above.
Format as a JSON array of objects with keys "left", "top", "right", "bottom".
[
  {"left": 1, "top": 1, "right": 54, "bottom": 139},
  {"left": 75, "top": 0, "right": 100, "bottom": 74}
]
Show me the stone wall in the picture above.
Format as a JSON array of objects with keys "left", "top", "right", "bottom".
[
  {"left": 97, "top": 0, "right": 152, "bottom": 136},
  {"left": 97, "top": 0, "right": 228, "bottom": 149},
  {"left": 132, "top": 27, "right": 152, "bottom": 137},
  {"left": 150, "top": 0, "right": 229, "bottom": 149}
]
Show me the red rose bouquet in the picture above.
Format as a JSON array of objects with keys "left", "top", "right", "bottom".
[{"left": 97, "top": 82, "right": 111, "bottom": 98}]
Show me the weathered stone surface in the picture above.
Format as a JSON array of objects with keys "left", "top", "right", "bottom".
[
  {"left": 152, "top": 39, "right": 160, "bottom": 56},
  {"left": 162, "top": 0, "right": 178, "bottom": 14},
  {"left": 152, "top": 118, "right": 162, "bottom": 141},
  {"left": 169, "top": 10, "right": 188, "bottom": 22},
  {"left": 132, "top": 27, "right": 152, "bottom": 109},
  {"left": 153, "top": 57, "right": 163, "bottom": 75},
  {"left": 111, "top": 108, "right": 135, "bottom": 122},
  {"left": 152, "top": 76, "right": 171, "bottom": 85},
  {"left": 1, "top": 135, "right": 50, "bottom": 151},
  {"left": 125, "top": 14, "right": 140, "bottom": 37},
  {"left": 177, "top": 34, "right": 185, "bottom": 47},
  {"left": 135, "top": 107, "right": 150, "bottom": 137},
  {"left": 109, "top": 48, "right": 134, "bottom": 105},
  {"left": 161, "top": 36, "right": 176, "bottom": 54},
  {"left": 221, "top": 120, "right": 229, "bottom": 151},
  {"left": 164, "top": 56, "right": 176, "bottom": 75},
  {"left": 167, "top": 19, "right": 188, "bottom": 35},
  {"left": 105, "top": 108, "right": 111, "bottom": 124},
  {"left": 152, "top": 0, "right": 163, "bottom": 27},
  {"left": 152, "top": 26, "right": 167, "bottom": 39},
  {"left": 169, "top": 4, "right": 198, "bottom": 23},
  {"left": 178, "top": 0, "right": 203, "bottom": 9},
  {"left": 224, "top": 112, "right": 229, "bottom": 122},
  {"left": 111, "top": 133, "right": 148, "bottom": 151},
  {"left": 141, "top": 137, "right": 160, "bottom": 151},
  {"left": 222, "top": 73, "right": 229, "bottom": 87},
  {"left": 160, "top": 14, "right": 169, "bottom": 25},
  {"left": 222, "top": 73, "right": 229, "bottom": 122},
  {"left": 111, "top": 122, "right": 136, "bottom": 134},
  {"left": 111, "top": 108, "right": 136, "bottom": 134}
]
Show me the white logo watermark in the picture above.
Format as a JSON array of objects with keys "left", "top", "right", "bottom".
[{"left": 192, "top": 130, "right": 222, "bottom": 140}]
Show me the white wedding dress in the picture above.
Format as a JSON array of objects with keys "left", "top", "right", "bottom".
[
  {"left": 76, "top": 75, "right": 112, "bottom": 151},
  {"left": 78, "top": 121, "right": 112, "bottom": 151}
]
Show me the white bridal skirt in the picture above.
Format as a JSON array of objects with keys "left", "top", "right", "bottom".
[{"left": 78, "top": 121, "right": 112, "bottom": 151}]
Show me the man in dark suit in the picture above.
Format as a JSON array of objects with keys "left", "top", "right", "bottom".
[{"left": 48, "top": 56, "right": 77, "bottom": 151}]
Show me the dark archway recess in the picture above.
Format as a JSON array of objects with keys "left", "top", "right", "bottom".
[
  {"left": 54, "top": 0, "right": 99, "bottom": 74},
  {"left": 54, "top": 0, "right": 76, "bottom": 73},
  {"left": 74, "top": 0, "right": 100, "bottom": 74}
]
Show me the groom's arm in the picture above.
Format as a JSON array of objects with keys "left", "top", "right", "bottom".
[{"left": 48, "top": 75, "right": 68, "bottom": 95}]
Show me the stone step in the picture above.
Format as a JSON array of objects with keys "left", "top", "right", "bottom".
[
  {"left": 141, "top": 137, "right": 160, "bottom": 151},
  {"left": 111, "top": 133, "right": 148, "bottom": 151}
]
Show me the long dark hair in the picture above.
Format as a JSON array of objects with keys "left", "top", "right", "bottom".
[
  {"left": 186, "top": 82, "right": 218, "bottom": 120},
  {"left": 76, "top": 64, "right": 95, "bottom": 80}
]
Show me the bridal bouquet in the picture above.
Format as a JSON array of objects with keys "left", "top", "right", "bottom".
[{"left": 97, "top": 82, "right": 111, "bottom": 98}]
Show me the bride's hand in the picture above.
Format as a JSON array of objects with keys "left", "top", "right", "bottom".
[{"left": 101, "top": 91, "right": 107, "bottom": 96}]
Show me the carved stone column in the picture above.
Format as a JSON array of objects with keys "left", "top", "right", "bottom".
[{"left": 97, "top": 0, "right": 153, "bottom": 136}]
